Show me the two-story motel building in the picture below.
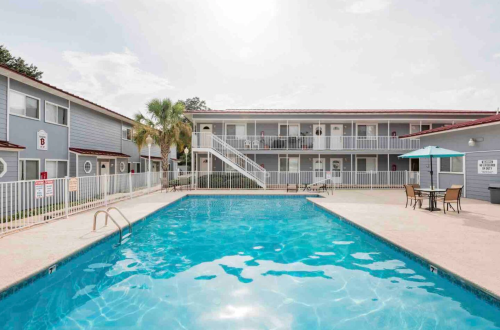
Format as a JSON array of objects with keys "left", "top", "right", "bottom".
[
  {"left": 185, "top": 109, "right": 494, "bottom": 188},
  {"left": 0, "top": 65, "right": 177, "bottom": 183}
]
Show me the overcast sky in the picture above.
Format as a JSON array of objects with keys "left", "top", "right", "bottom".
[{"left": 2, "top": 0, "right": 500, "bottom": 117}]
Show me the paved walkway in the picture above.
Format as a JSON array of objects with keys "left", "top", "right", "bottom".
[
  {"left": 1, "top": 189, "right": 500, "bottom": 301},
  {"left": 309, "top": 189, "right": 500, "bottom": 299}
]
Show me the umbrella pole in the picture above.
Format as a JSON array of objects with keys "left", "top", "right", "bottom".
[{"left": 430, "top": 155, "right": 433, "bottom": 189}]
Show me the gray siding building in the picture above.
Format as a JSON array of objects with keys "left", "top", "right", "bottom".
[
  {"left": 401, "top": 114, "right": 500, "bottom": 201},
  {"left": 0, "top": 65, "right": 175, "bottom": 182},
  {"left": 185, "top": 109, "right": 494, "bottom": 188}
]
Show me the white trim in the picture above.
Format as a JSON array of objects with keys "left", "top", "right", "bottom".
[
  {"left": 44, "top": 159, "right": 68, "bottom": 178},
  {"left": 1, "top": 68, "right": 136, "bottom": 125},
  {"left": 122, "top": 125, "right": 133, "bottom": 141},
  {"left": 0, "top": 158, "right": 7, "bottom": 177},
  {"left": 400, "top": 121, "right": 500, "bottom": 139},
  {"left": 6, "top": 77, "right": 10, "bottom": 140},
  {"left": 18, "top": 158, "right": 41, "bottom": 180},
  {"left": 224, "top": 122, "right": 246, "bottom": 136},
  {"left": 44, "top": 101, "right": 69, "bottom": 126},
  {"left": 83, "top": 160, "right": 92, "bottom": 174},
  {"left": 8, "top": 89, "right": 42, "bottom": 121},
  {"left": 437, "top": 156, "right": 465, "bottom": 175},
  {"left": 68, "top": 101, "right": 71, "bottom": 177},
  {"left": 0, "top": 147, "right": 23, "bottom": 152},
  {"left": 356, "top": 156, "right": 378, "bottom": 171}
]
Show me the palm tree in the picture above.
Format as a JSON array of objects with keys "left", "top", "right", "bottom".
[{"left": 134, "top": 98, "right": 192, "bottom": 173}]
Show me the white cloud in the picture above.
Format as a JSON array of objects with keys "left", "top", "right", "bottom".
[
  {"left": 343, "top": 0, "right": 391, "bottom": 14},
  {"left": 60, "top": 49, "right": 172, "bottom": 116},
  {"left": 494, "top": 53, "right": 500, "bottom": 59},
  {"left": 430, "top": 87, "right": 498, "bottom": 108}
]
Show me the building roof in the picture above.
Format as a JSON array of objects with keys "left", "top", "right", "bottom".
[
  {"left": 0, "top": 140, "right": 25, "bottom": 150},
  {"left": 0, "top": 65, "right": 135, "bottom": 125},
  {"left": 69, "top": 147, "right": 130, "bottom": 158},
  {"left": 185, "top": 108, "right": 495, "bottom": 115},
  {"left": 400, "top": 113, "right": 500, "bottom": 139}
]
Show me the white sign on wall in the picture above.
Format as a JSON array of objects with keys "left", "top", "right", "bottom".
[
  {"left": 37, "top": 130, "right": 48, "bottom": 151},
  {"left": 478, "top": 160, "right": 497, "bottom": 174}
]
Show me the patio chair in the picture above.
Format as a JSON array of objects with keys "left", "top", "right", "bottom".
[
  {"left": 451, "top": 184, "right": 464, "bottom": 211},
  {"left": 252, "top": 140, "right": 260, "bottom": 149},
  {"left": 244, "top": 140, "right": 251, "bottom": 149},
  {"left": 404, "top": 185, "right": 424, "bottom": 209},
  {"left": 435, "top": 188, "right": 461, "bottom": 214},
  {"left": 287, "top": 183, "right": 298, "bottom": 193}
]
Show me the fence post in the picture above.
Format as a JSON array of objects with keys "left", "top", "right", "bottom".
[
  {"left": 64, "top": 176, "right": 69, "bottom": 218},
  {"left": 104, "top": 174, "right": 108, "bottom": 206},
  {"left": 129, "top": 172, "right": 133, "bottom": 199},
  {"left": 148, "top": 170, "right": 151, "bottom": 194},
  {"left": 405, "top": 170, "right": 408, "bottom": 185},
  {"left": 370, "top": 171, "right": 373, "bottom": 190}
]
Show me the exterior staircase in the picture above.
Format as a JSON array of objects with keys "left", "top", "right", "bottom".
[{"left": 193, "top": 133, "right": 267, "bottom": 188}]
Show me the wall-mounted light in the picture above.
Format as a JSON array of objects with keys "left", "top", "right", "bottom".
[{"left": 468, "top": 137, "right": 484, "bottom": 147}]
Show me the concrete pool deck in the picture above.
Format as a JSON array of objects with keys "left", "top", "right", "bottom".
[{"left": 0, "top": 189, "right": 499, "bottom": 301}]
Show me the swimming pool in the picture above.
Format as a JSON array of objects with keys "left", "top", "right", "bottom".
[{"left": 1, "top": 195, "right": 499, "bottom": 329}]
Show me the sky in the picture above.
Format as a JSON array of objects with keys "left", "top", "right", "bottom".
[{"left": 1, "top": 0, "right": 500, "bottom": 118}]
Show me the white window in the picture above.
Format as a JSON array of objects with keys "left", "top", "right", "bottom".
[
  {"left": 279, "top": 124, "right": 300, "bottom": 137},
  {"left": 9, "top": 90, "right": 40, "bottom": 119},
  {"left": 84, "top": 161, "right": 92, "bottom": 174},
  {"left": 226, "top": 124, "right": 246, "bottom": 138},
  {"left": 357, "top": 124, "right": 377, "bottom": 137},
  {"left": 357, "top": 158, "right": 377, "bottom": 172},
  {"left": 440, "top": 157, "right": 464, "bottom": 173},
  {"left": 45, "top": 160, "right": 68, "bottom": 178},
  {"left": 45, "top": 102, "right": 68, "bottom": 126},
  {"left": 0, "top": 158, "right": 7, "bottom": 177},
  {"left": 119, "top": 161, "right": 126, "bottom": 172},
  {"left": 19, "top": 159, "right": 40, "bottom": 180},
  {"left": 122, "top": 127, "right": 132, "bottom": 140},
  {"left": 279, "top": 157, "right": 299, "bottom": 172}
]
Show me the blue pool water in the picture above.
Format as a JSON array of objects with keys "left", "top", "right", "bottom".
[{"left": 1, "top": 195, "right": 499, "bottom": 329}]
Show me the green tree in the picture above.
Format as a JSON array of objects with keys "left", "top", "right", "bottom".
[
  {"left": 0, "top": 45, "right": 43, "bottom": 80},
  {"left": 180, "top": 97, "right": 210, "bottom": 111},
  {"left": 134, "top": 98, "right": 192, "bottom": 173}
]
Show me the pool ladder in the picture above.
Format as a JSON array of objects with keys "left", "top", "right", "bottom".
[{"left": 93, "top": 207, "right": 132, "bottom": 244}]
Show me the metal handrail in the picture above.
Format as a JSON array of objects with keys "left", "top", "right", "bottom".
[
  {"left": 106, "top": 207, "right": 132, "bottom": 235},
  {"left": 93, "top": 210, "right": 124, "bottom": 243}
]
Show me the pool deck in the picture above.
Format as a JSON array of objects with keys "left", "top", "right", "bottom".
[{"left": 1, "top": 189, "right": 500, "bottom": 301}]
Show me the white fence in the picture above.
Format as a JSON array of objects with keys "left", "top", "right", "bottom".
[
  {"left": 165, "top": 170, "right": 420, "bottom": 190},
  {"left": 0, "top": 170, "right": 418, "bottom": 236},
  {"left": 0, "top": 172, "right": 162, "bottom": 236}
]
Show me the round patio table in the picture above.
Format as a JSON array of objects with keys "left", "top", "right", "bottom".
[{"left": 415, "top": 188, "right": 446, "bottom": 211}]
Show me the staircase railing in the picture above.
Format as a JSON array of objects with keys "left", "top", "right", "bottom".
[{"left": 194, "top": 132, "right": 267, "bottom": 188}]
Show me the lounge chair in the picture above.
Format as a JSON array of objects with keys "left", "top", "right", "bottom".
[
  {"left": 287, "top": 183, "right": 298, "bottom": 193},
  {"left": 404, "top": 185, "right": 424, "bottom": 209},
  {"left": 436, "top": 187, "right": 461, "bottom": 213}
]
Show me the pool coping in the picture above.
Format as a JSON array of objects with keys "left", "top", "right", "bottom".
[
  {"left": 306, "top": 197, "right": 500, "bottom": 308},
  {"left": 0, "top": 192, "right": 322, "bottom": 300},
  {"left": 1, "top": 192, "right": 499, "bottom": 310},
  {"left": 0, "top": 193, "right": 189, "bottom": 301}
]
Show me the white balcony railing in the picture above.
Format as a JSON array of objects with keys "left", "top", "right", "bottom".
[{"left": 200, "top": 135, "right": 420, "bottom": 151}]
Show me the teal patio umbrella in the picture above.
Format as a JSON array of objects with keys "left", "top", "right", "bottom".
[{"left": 398, "top": 146, "right": 464, "bottom": 189}]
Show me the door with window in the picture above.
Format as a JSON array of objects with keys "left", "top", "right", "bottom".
[
  {"left": 330, "top": 124, "right": 343, "bottom": 150},
  {"left": 313, "top": 125, "right": 326, "bottom": 150},
  {"left": 313, "top": 158, "right": 325, "bottom": 183},
  {"left": 200, "top": 124, "right": 213, "bottom": 148},
  {"left": 199, "top": 157, "right": 209, "bottom": 172},
  {"left": 100, "top": 162, "right": 110, "bottom": 175},
  {"left": 357, "top": 124, "right": 377, "bottom": 149},
  {"left": 330, "top": 158, "right": 343, "bottom": 183}
]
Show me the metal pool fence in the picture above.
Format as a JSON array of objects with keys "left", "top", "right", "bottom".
[
  {"left": 0, "top": 172, "right": 162, "bottom": 236},
  {"left": 0, "top": 170, "right": 418, "bottom": 236},
  {"left": 165, "top": 170, "right": 420, "bottom": 190}
]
